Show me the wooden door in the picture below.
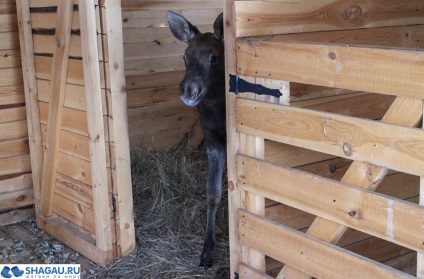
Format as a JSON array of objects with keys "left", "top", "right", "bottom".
[{"left": 16, "top": 0, "right": 135, "bottom": 267}]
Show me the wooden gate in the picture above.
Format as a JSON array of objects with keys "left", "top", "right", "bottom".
[
  {"left": 17, "top": 0, "right": 135, "bottom": 267},
  {"left": 225, "top": 0, "right": 424, "bottom": 278}
]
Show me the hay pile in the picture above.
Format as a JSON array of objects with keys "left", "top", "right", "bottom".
[{"left": 96, "top": 146, "right": 230, "bottom": 278}]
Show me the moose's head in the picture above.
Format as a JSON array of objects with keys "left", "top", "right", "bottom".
[{"left": 167, "top": 11, "right": 224, "bottom": 107}]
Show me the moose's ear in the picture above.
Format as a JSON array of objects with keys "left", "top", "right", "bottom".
[
  {"left": 167, "top": 11, "right": 199, "bottom": 44},
  {"left": 213, "top": 13, "right": 224, "bottom": 44}
]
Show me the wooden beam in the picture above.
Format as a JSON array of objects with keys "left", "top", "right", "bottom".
[
  {"left": 238, "top": 154, "right": 424, "bottom": 253},
  {"left": 239, "top": 210, "right": 414, "bottom": 279},
  {"left": 102, "top": 0, "right": 136, "bottom": 256},
  {"left": 236, "top": 40, "right": 424, "bottom": 98},
  {"left": 279, "top": 97, "right": 423, "bottom": 278},
  {"left": 418, "top": 100, "right": 424, "bottom": 278},
  {"left": 78, "top": 0, "right": 112, "bottom": 252},
  {"left": 237, "top": 97, "right": 424, "bottom": 176},
  {"left": 234, "top": 0, "right": 424, "bottom": 37},
  {"left": 239, "top": 263, "right": 274, "bottom": 279},
  {"left": 16, "top": 0, "right": 43, "bottom": 215},
  {"left": 40, "top": 0, "right": 74, "bottom": 216}
]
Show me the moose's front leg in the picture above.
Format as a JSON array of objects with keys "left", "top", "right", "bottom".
[{"left": 200, "top": 142, "right": 226, "bottom": 268}]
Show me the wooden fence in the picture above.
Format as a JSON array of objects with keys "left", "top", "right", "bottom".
[
  {"left": 225, "top": 0, "right": 424, "bottom": 278},
  {"left": 16, "top": 0, "right": 135, "bottom": 267}
]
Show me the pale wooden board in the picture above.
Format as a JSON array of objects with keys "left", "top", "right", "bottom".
[
  {"left": 0, "top": 85, "right": 25, "bottom": 106},
  {"left": 237, "top": 98, "right": 424, "bottom": 177},
  {"left": 0, "top": 120, "right": 28, "bottom": 141},
  {"left": 128, "top": 112, "right": 197, "bottom": 136},
  {"left": 0, "top": 106, "right": 26, "bottom": 123},
  {"left": 239, "top": 210, "right": 414, "bottom": 279},
  {"left": 122, "top": 0, "right": 222, "bottom": 11},
  {"left": 290, "top": 83, "right": 357, "bottom": 102},
  {"left": 238, "top": 155, "right": 424, "bottom": 253},
  {"left": 234, "top": 0, "right": 424, "bottom": 37},
  {"left": 127, "top": 99, "right": 196, "bottom": 122},
  {"left": 0, "top": 138, "right": 30, "bottom": 159},
  {"left": 0, "top": 49, "right": 21, "bottom": 68},
  {"left": 55, "top": 173, "right": 93, "bottom": 210},
  {"left": 0, "top": 187, "right": 34, "bottom": 212},
  {"left": 0, "top": 0, "right": 17, "bottom": 14},
  {"left": 30, "top": 11, "right": 80, "bottom": 30},
  {"left": 268, "top": 25, "right": 424, "bottom": 49},
  {"left": 236, "top": 40, "right": 424, "bottom": 98},
  {"left": 0, "top": 32, "right": 19, "bottom": 50},
  {"left": 125, "top": 71, "right": 184, "bottom": 90},
  {"left": 0, "top": 173, "right": 32, "bottom": 192},
  {"left": 57, "top": 151, "right": 91, "bottom": 186},
  {"left": 124, "top": 55, "right": 184, "bottom": 76},
  {"left": 29, "top": 0, "right": 79, "bottom": 7},
  {"left": 124, "top": 41, "right": 186, "bottom": 60},
  {"left": 129, "top": 127, "right": 192, "bottom": 149},
  {"left": 53, "top": 193, "right": 96, "bottom": 234},
  {"left": 33, "top": 34, "right": 82, "bottom": 58},
  {"left": 127, "top": 85, "right": 180, "bottom": 108},
  {"left": 0, "top": 208, "right": 35, "bottom": 226},
  {"left": 239, "top": 263, "right": 274, "bottom": 279},
  {"left": 0, "top": 67, "right": 23, "bottom": 87},
  {"left": 0, "top": 14, "right": 17, "bottom": 32}
]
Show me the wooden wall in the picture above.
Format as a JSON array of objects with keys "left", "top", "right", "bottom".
[
  {"left": 0, "top": 0, "right": 34, "bottom": 223},
  {"left": 121, "top": 0, "right": 222, "bottom": 149},
  {"left": 225, "top": 0, "right": 424, "bottom": 278}
]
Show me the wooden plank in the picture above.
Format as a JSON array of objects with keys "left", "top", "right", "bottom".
[
  {"left": 239, "top": 210, "right": 414, "bottom": 279},
  {"left": 127, "top": 86, "right": 180, "bottom": 108},
  {"left": 40, "top": 0, "right": 74, "bottom": 217},
  {"left": 0, "top": 0, "right": 17, "bottom": 14},
  {"left": 239, "top": 263, "right": 274, "bottom": 279},
  {"left": 102, "top": 0, "right": 136, "bottom": 256},
  {"left": 16, "top": 0, "right": 43, "bottom": 219},
  {"left": 0, "top": 187, "right": 34, "bottom": 212},
  {"left": 270, "top": 25, "right": 424, "bottom": 49},
  {"left": 0, "top": 32, "right": 19, "bottom": 50},
  {"left": 122, "top": 1, "right": 222, "bottom": 11},
  {"left": 224, "top": 0, "right": 240, "bottom": 275},
  {"left": 125, "top": 71, "right": 184, "bottom": 90},
  {"left": 36, "top": 215, "right": 113, "bottom": 268},
  {"left": 238, "top": 154, "right": 424, "bottom": 252},
  {"left": 124, "top": 55, "right": 184, "bottom": 76},
  {"left": 0, "top": 208, "right": 35, "bottom": 226},
  {"left": 0, "top": 106, "right": 26, "bottom": 123},
  {"left": 0, "top": 120, "right": 28, "bottom": 141},
  {"left": 30, "top": 11, "right": 80, "bottom": 30},
  {"left": 129, "top": 127, "right": 191, "bottom": 149},
  {"left": 35, "top": 56, "right": 87, "bottom": 86},
  {"left": 0, "top": 14, "right": 17, "bottom": 32},
  {"left": 0, "top": 173, "right": 32, "bottom": 193},
  {"left": 0, "top": 85, "right": 25, "bottom": 106},
  {"left": 290, "top": 83, "right": 357, "bottom": 102},
  {"left": 78, "top": 0, "right": 112, "bottom": 252},
  {"left": 127, "top": 99, "right": 196, "bottom": 122},
  {"left": 234, "top": 0, "right": 424, "bottom": 37},
  {"left": 33, "top": 34, "right": 82, "bottom": 58},
  {"left": 237, "top": 98, "right": 424, "bottom": 176},
  {"left": 418, "top": 100, "right": 424, "bottom": 278},
  {"left": 0, "top": 138, "right": 29, "bottom": 159},
  {"left": 55, "top": 173, "right": 93, "bottom": 210},
  {"left": 237, "top": 40, "right": 424, "bottom": 98},
  {"left": 0, "top": 49, "right": 21, "bottom": 68},
  {"left": 53, "top": 193, "right": 95, "bottom": 234},
  {"left": 0, "top": 67, "right": 23, "bottom": 87},
  {"left": 128, "top": 112, "right": 198, "bottom": 135}
]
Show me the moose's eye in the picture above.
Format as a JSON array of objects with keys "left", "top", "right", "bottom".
[
  {"left": 210, "top": 55, "right": 218, "bottom": 65},
  {"left": 183, "top": 56, "right": 187, "bottom": 66}
]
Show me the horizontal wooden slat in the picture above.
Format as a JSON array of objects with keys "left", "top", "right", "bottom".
[
  {"left": 122, "top": 0, "right": 222, "bottom": 11},
  {"left": 0, "top": 138, "right": 29, "bottom": 159},
  {"left": 30, "top": 11, "right": 80, "bottom": 30},
  {"left": 269, "top": 25, "right": 424, "bottom": 49},
  {"left": 0, "top": 208, "right": 35, "bottom": 226},
  {"left": 0, "top": 188, "right": 34, "bottom": 212},
  {"left": 0, "top": 67, "right": 23, "bottom": 87},
  {"left": 128, "top": 112, "right": 197, "bottom": 135},
  {"left": 129, "top": 127, "right": 191, "bottom": 149},
  {"left": 234, "top": 0, "right": 424, "bottom": 37},
  {"left": 57, "top": 151, "right": 91, "bottom": 186},
  {"left": 125, "top": 55, "right": 184, "bottom": 76},
  {"left": 0, "top": 120, "right": 28, "bottom": 141},
  {"left": 28, "top": 0, "right": 79, "bottom": 7},
  {"left": 0, "top": 85, "right": 24, "bottom": 105},
  {"left": 0, "top": 14, "right": 17, "bottom": 32},
  {"left": 0, "top": 0, "right": 16, "bottom": 14},
  {"left": 238, "top": 155, "right": 424, "bottom": 253},
  {"left": 127, "top": 99, "right": 196, "bottom": 122},
  {"left": 0, "top": 106, "right": 26, "bottom": 123},
  {"left": 236, "top": 40, "right": 424, "bottom": 98},
  {"left": 0, "top": 32, "right": 19, "bottom": 50},
  {"left": 127, "top": 85, "right": 180, "bottom": 107},
  {"left": 124, "top": 41, "right": 186, "bottom": 60},
  {"left": 237, "top": 98, "right": 424, "bottom": 176},
  {"left": 125, "top": 71, "right": 184, "bottom": 90},
  {"left": 53, "top": 193, "right": 95, "bottom": 234},
  {"left": 0, "top": 173, "right": 32, "bottom": 193},
  {"left": 290, "top": 83, "right": 357, "bottom": 102},
  {"left": 33, "top": 34, "right": 82, "bottom": 57},
  {"left": 239, "top": 210, "right": 414, "bottom": 279},
  {"left": 239, "top": 263, "right": 273, "bottom": 279},
  {"left": 55, "top": 173, "right": 93, "bottom": 210},
  {"left": 0, "top": 49, "right": 21, "bottom": 68},
  {"left": 0, "top": 155, "right": 31, "bottom": 177}
]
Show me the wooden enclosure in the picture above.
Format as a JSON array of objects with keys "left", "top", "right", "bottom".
[
  {"left": 225, "top": 0, "right": 424, "bottom": 278},
  {"left": 14, "top": 0, "right": 135, "bottom": 267},
  {"left": 121, "top": 0, "right": 222, "bottom": 149}
]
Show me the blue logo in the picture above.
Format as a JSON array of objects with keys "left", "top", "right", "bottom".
[{"left": 1, "top": 266, "right": 24, "bottom": 278}]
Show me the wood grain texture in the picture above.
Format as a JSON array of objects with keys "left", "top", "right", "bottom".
[
  {"left": 235, "top": 0, "right": 424, "bottom": 37},
  {"left": 236, "top": 39, "right": 424, "bottom": 98}
]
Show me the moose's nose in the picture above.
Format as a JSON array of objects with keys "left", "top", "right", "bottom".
[{"left": 180, "top": 83, "right": 202, "bottom": 106}]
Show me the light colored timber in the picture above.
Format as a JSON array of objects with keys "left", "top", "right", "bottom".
[
  {"left": 102, "top": 0, "right": 136, "bottom": 256},
  {"left": 239, "top": 210, "right": 415, "bottom": 279},
  {"left": 0, "top": 67, "right": 23, "bottom": 87},
  {"left": 0, "top": 173, "right": 32, "bottom": 192},
  {"left": 0, "top": 32, "right": 19, "bottom": 50},
  {"left": 121, "top": 0, "right": 222, "bottom": 11},
  {"left": 0, "top": 208, "right": 35, "bottom": 226},
  {"left": 55, "top": 173, "right": 93, "bottom": 210},
  {"left": 16, "top": 0, "right": 43, "bottom": 215},
  {"left": 236, "top": 40, "right": 424, "bottom": 99},
  {"left": 78, "top": 0, "right": 112, "bottom": 252},
  {"left": 239, "top": 263, "right": 274, "bottom": 279},
  {"left": 40, "top": 0, "right": 74, "bottom": 216},
  {"left": 0, "top": 14, "right": 17, "bottom": 33},
  {"left": 0, "top": 187, "right": 34, "bottom": 212},
  {"left": 237, "top": 98, "right": 424, "bottom": 176},
  {"left": 0, "top": 85, "right": 25, "bottom": 106},
  {"left": 0, "top": 138, "right": 30, "bottom": 159},
  {"left": 234, "top": 0, "right": 424, "bottom": 37},
  {"left": 0, "top": 106, "right": 26, "bottom": 123}
]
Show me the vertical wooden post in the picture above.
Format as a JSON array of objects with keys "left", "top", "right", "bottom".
[
  {"left": 39, "top": 0, "right": 74, "bottom": 216},
  {"left": 224, "top": 0, "right": 241, "bottom": 276},
  {"left": 103, "top": 0, "right": 136, "bottom": 256},
  {"left": 16, "top": 0, "right": 43, "bottom": 216},
  {"left": 78, "top": 0, "right": 112, "bottom": 252},
  {"left": 418, "top": 100, "right": 424, "bottom": 278}
]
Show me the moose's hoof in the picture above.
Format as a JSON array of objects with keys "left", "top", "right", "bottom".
[{"left": 199, "top": 249, "right": 214, "bottom": 268}]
